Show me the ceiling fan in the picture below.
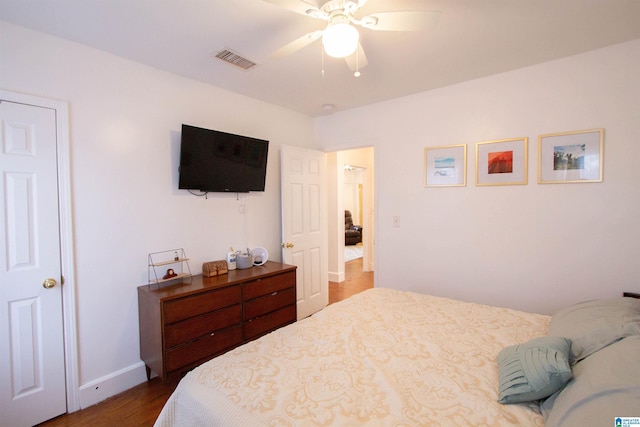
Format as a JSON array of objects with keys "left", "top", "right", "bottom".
[{"left": 264, "top": 0, "right": 441, "bottom": 75}]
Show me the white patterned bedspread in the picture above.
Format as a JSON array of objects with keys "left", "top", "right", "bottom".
[{"left": 155, "top": 288, "right": 550, "bottom": 426}]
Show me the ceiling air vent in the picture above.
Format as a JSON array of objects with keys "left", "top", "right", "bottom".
[{"left": 214, "top": 49, "right": 258, "bottom": 71}]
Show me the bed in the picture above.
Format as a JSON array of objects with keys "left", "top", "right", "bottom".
[{"left": 154, "top": 288, "right": 640, "bottom": 426}]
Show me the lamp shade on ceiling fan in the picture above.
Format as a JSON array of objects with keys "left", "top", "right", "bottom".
[{"left": 322, "top": 22, "right": 359, "bottom": 58}]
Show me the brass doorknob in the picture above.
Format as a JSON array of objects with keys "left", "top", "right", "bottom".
[
  {"left": 42, "top": 278, "right": 57, "bottom": 289},
  {"left": 281, "top": 242, "right": 294, "bottom": 248}
]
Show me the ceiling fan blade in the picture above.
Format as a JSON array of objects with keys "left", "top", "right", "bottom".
[
  {"left": 344, "top": 43, "right": 368, "bottom": 72},
  {"left": 261, "top": 0, "right": 322, "bottom": 18},
  {"left": 359, "top": 10, "right": 442, "bottom": 31},
  {"left": 270, "top": 30, "right": 323, "bottom": 59}
]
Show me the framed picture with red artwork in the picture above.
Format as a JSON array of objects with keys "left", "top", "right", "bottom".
[{"left": 476, "top": 137, "right": 528, "bottom": 186}]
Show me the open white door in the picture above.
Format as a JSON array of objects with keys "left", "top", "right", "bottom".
[
  {"left": 0, "top": 100, "right": 67, "bottom": 426},
  {"left": 281, "top": 145, "right": 328, "bottom": 319}
]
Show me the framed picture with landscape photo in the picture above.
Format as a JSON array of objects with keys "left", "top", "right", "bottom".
[
  {"left": 475, "top": 137, "right": 528, "bottom": 186},
  {"left": 538, "top": 128, "right": 603, "bottom": 184},
  {"left": 424, "top": 144, "right": 467, "bottom": 187}
]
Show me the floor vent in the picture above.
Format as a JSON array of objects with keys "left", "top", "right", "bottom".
[{"left": 214, "top": 49, "right": 258, "bottom": 71}]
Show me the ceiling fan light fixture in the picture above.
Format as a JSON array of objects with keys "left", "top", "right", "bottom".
[{"left": 322, "top": 21, "right": 359, "bottom": 58}]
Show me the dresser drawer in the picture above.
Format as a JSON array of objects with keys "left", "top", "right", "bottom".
[
  {"left": 164, "top": 304, "right": 241, "bottom": 348},
  {"left": 243, "top": 271, "right": 296, "bottom": 301},
  {"left": 163, "top": 285, "right": 240, "bottom": 324},
  {"left": 165, "top": 324, "right": 242, "bottom": 373},
  {"left": 244, "top": 304, "right": 296, "bottom": 340},
  {"left": 243, "top": 287, "right": 295, "bottom": 321}
]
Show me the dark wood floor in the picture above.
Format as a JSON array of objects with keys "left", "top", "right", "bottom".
[
  {"left": 328, "top": 257, "right": 374, "bottom": 304},
  {"left": 39, "top": 258, "right": 372, "bottom": 427}
]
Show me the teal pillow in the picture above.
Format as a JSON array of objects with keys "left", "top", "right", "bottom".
[{"left": 497, "top": 336, "right": 573, "bottom": 404}]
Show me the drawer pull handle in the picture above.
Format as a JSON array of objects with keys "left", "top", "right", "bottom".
[
  {"left": 210, "top": 332, "right": 215, "bottom": 336},
  {"left": 271, "top": 291, "right": 278, "bottom": 296}
]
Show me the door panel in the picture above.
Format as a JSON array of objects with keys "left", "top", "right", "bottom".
[
  {"left": 5, "top": 172, "right": 36, "bottom": 267},
  {"left": 0, "top": 100, "right": 66, "bottom": 426},
  {"left": 281, "top": 145, "right": 328, "bottom": 319},
  {"left": 9, "top": 297, "right": 41, "bottom": 396}
]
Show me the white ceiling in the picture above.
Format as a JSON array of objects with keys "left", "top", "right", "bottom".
[{"left": 2, "top": 0, "right": 640, "bottom": 117}]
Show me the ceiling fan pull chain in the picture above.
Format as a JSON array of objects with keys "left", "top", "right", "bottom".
[
  {"left": 354, "top": 48, "right": 361, "bottom": 77},
  {"left": 321, "top": 45, "right": 325, "bottom": 77}
]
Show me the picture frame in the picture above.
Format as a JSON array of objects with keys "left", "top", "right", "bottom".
[
  {"left": 424, "top": 144, "right": 467, "bottom": 187},
  {"left": 475, "top": 137, "right": 528, "bottom": 186},
  {"left": 538, "top": 128, "right": 603, "bottom": 184}
]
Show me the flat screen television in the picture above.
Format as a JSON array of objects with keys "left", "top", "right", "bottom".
[{"left": 178, "top": 124, "right": 269, "bottom": 193}]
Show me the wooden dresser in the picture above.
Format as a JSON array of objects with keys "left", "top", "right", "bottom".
[{"left": 138, "top": 261, "right": 297, "bottom": 380}]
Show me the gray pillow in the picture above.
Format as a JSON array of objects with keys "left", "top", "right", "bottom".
[
  {"left": 541, "top": 335, "right": 640, "bottom": 427},
  {"left": 548, "top": 297, "right": 640, "bottom": 363},
  {"left": 497, "top": 336, "right": 572, "bottom": 404}
]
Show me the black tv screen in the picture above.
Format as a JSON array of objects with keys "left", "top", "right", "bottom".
[{"left": 178, "top": 124, "right": 269, "bottom": 193}]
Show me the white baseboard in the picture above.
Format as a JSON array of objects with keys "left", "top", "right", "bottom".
[
  {"left": 328, "top": 270, "right": 345, "bottom": 282},
  {"left": 78, "top": 361, "right": 148, "bottom": 409}
]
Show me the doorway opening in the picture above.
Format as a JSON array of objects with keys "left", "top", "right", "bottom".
[{"left": 327, "top": 147, "right": 374, "bottom": 287}]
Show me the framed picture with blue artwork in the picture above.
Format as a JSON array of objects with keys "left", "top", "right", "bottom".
[
  {"left": 424, "top": 144, "right": 467, "bottom": 187},
  {"left": 538, "top": 128, "right": 604, "bottom": 184}
]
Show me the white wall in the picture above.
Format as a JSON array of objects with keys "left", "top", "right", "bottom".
[
  {"left": 316, "top": 39, "right": 640, "bottom": 315},
  {"left": 1, "top": 21, "right": 316, "bottom": 406}
]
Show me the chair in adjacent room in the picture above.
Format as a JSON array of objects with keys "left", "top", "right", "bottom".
[{"left": 345, "top": 210, "right": 362, "bottom": 246}]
